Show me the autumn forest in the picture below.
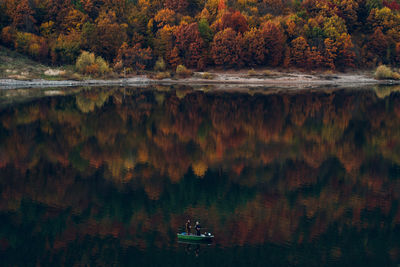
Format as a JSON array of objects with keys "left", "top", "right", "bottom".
[
  {"left": 1, "top": 0, "right": 400, "bottom": 73},
  {"left": 1, "top": 1, "right": 400, "bottom": 265}
]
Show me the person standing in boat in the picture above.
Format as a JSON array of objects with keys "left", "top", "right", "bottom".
[
  {"left": 185, "top": 219, "right": 191, "bottom": 235},
  {"left": 195, "top": 221, "right": 201, "bottom": 236}
]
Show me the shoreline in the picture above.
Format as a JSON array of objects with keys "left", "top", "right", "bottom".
[{"left": 1, "top": 71, "right": 399, "bottom": 90}]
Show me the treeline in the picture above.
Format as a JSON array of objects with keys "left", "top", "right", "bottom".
[{"left": 1, "top": 0, "right": 400, "bottom": 72}]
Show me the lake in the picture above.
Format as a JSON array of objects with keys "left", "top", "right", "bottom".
[{"left": 0, "top": 85, "right": 399, "bottom": 266}]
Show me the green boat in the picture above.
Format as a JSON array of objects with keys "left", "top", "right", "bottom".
[{"left": 177, "top": 232, "right": 214, "bottom": 242}]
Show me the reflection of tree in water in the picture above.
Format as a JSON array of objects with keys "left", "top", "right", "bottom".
[
  {"left": 75, "top": 89, "right": 111, "bottom": 113},
  {"left": 0, "top": 87, "right": 399, "bottom": 265}
]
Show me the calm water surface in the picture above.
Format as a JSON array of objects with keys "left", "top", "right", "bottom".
[{"left": 0, "top": 86, "right": 399, "bottom": 266}]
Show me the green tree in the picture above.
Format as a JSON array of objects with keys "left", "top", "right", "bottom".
[
  {"left": 52, "top": 32, "right": 81, "bottom": 64},
  {"left": 198, "top": 18, "right": 214, "bottom": 44}
]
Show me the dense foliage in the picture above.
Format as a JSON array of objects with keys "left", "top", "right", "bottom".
[
  {"left": 1, "top": 0, "right": 400, "bottom": 71},
  {"left": 0, "top": 87, "right": 399, "bottom": 265}
]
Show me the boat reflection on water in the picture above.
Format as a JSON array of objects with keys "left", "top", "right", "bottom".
[
  {"left": 183, "top": 243, "right": 202, "bottom": 257},
  {"left": 179, "top": 239, "right": 213, "bottom": 258},
  {"left": 178, "top": 239, "right": 213, "bottom": 246}
]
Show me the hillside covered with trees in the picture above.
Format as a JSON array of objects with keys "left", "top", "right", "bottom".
[{"left": 1, "top": 0, "right": 400, "bottom": 73}]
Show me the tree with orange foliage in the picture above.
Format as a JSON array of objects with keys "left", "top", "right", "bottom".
[
  {"left": 167, "top": 46, "right": 181, "bottom": 69},
  {"left": 46, "top": 0, "right": 72, "bottom": 29},
  {"left": 336, "top": 0, "right": 359, "bottom": 31},
  {"left": 82, "top": 0, "right": 126, "bottom": 20},
  {"left": 215, "top": 10, "right": 249, "bottom": 33},
  {"left": 92, "top": 11, "right": 128, "bottom": 60},
  {"left": 262, "top": 0, "right": 285, "bottom": 15},
  {"left": 368, "top": 27, "right": 389, "bottom": 63},
  {"left": 306, "top": 46, "right": 323, "bottom": 69},
  {"left": 1, "top": 25, "right": 15, "bottom": 47},
  {"left": 218, "top": 0, "right": 227, "bottom": 11},
  {"left": 211, "top": 28, "right": 240, "bottom": 68},
  {"left": 335, "top": 33, "right": 355, "bottom": 69},
  {"left": 262, "top": 21, "right": 286, "bottom": 66},
  {"left": 395, "top": 42, "right": 400, "bottom": 65},
  {"left": 367, "top": 7, "right": 400, "bottom": 34},
  {"left": 204, "top": 0, "right": 226, "bottom": 18},
  {"left": 323, "top": 38, "right": 337, "bottom": 70},
  {"left": 174, "top": 23, "right": 205, "bottom": 69},
  {"left": 154, "top": 9, "right": 176, "bottom": 29},
  {"left": 153, "top": 25, "right": 175, "bottom": 59},
  {"left": 51, "top": 31, "right": 81, "bottom": 64},
  {"left": 235, "top": 33, "right": 245, "bottom": 68},
  {"left": 115, "top": 42, "right": 153, "bottom": 72},
  {"left": 290, "top": 36, "right": 309, "bottom": 68},
  {"left": 11, "top": 0, "right": 36, "bottom": 32},
  {"left": 61, "top": 9, "right": 88, "bottom": 33},
  {"left": 13, "top": 32, "right": 48, "bottom": 61},
  {"left": 80, "top": 0, "right": 100, "bottom": 19},
  {"left": 242, "top": 28, "right": 265, "bottom": 66},
  {"left": 164, "top": 0, "right": 188, "bottom": 13},
  {"left": 102, "top": 0, "right": 132, "bottom": 20}
]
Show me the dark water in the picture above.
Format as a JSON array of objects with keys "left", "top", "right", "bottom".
[{"left": 0, "top": 86, "right": 399, "bottom": 266}]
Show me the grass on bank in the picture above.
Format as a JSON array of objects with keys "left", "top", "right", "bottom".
[
  {"left": 246, "top": 68, "right": 277, "bottom": 78},
  {"left": 0, "top": 46, "right": 48, "bottom": 79},
  {"left": 0, "top": 45, "right": 86, "bottom": 80},
  {"left": 176, "top": 65, "right": 193, "bottom": 78},
  {"left": 75, "top": 51, "right": 111, "bottom": 77},
  {"left": 374, "top": 65, "right": 400, "bottom": 80},
  {"left": 0, "top": 46, "right": 118, "bottom": 80}
]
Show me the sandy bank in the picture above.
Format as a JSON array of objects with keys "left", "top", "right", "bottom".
[{"left": 0, "top": 71, "right": 398, "bottom": 90}]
